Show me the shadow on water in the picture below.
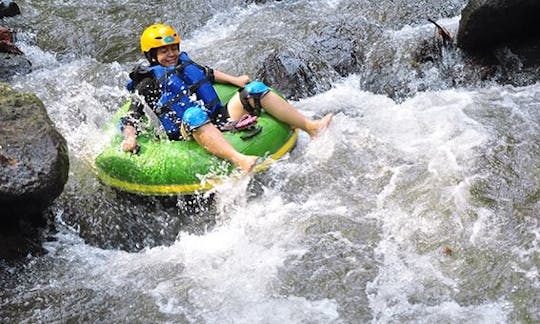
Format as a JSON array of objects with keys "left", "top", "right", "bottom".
[
  {"left": 0, "top": 210, "right": 51, "bottom": 267},
  {"left": 54, "top": 184, "right": 220, "bottom": 253},
  {"left": 0, "top": 192, "right": 219, "bottom": 269}
]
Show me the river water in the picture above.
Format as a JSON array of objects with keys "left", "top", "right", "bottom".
[{"left": 2, "top": 0, "right": 539, "bottom": 323}]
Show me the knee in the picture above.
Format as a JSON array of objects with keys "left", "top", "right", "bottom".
[
  {"left": 182, "top": 106, "right": 210, "bottom": 131},
  {"left": 244, "top": 81, "right": 270, "bottom": 96},
  {"left": 239, "top": 81, "right": 271, "bottom": 115}
]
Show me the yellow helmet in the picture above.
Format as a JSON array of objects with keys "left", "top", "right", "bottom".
[{"left": 140, "top": 24, "right": 181, "bottom": 53}]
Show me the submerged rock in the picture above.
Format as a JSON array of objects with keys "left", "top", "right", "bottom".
[
  {"left": 0, "top": 52, "right": 31, "bottom": 81},
  {"left": 0, "top": 84, "right": 69, "bottom": 263}
]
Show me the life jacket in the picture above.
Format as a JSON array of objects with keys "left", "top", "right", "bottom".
[{"left": 128, "top": 52, "right": 222, "bottom": 139}]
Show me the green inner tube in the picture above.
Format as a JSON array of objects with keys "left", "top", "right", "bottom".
[{"left": 95, "top": 83, "right": 298, "bottom": 195}]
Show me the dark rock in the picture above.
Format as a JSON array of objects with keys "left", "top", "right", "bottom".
[
  {"left": 0, "top": 208, "right": 52, "bottom": 265},
  {"left": 0, "top": 0, "right": 20, "bottom": 19},
  {"left": 0, "top": 84, "right": 69, "bottom": 262},
  {"left": 312, "top": 23, "right": 365, "bottom": 78},
  {"left": 256, "top": 20, "right": 365, "bottom": 100},
  {"left": 239, "top": 13, "right": 369, "bottom": 100},
  {"left": 503, "top": 36, "right": 540, "bottom": 68},
  {"left": 257, "top": 49, "right": 334, "bottom": 100},
  {"left": 56, "top": 190, "right": 216, "bottom": 252},
  {"left": 449, "top": 1, "right": 540, "bottom": 91},
  {"left": 457, "top": 0, "right": 540, "bottom": 54},
  {"left": 0, "top": 84, "right": 69, "bottom": 263},
  {"left": 0, "top": 84, "right": 69, "bottom": 217}
]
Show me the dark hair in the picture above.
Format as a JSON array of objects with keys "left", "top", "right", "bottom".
[{"left": 144, "top": 48, "right": 159, "bottom": 65}]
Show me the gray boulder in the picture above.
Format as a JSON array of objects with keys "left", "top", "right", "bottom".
[
  {"left": 252, "top": 11, "right": 373, "bottom": 101},
  {"left": 257, "top": 49, "right": 334, "bottom": 100},
  {"left": 0, "top": 84, "right": 69, "bottom": 262},
  {"left": 256, "top": 22, "right": 364, "bottom": 100},
  {"left": 0, "top": 84, "right": 69, "bottom": 217}
]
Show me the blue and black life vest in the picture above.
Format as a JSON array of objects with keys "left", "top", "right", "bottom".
[{"left": 128, "top": 52, "right": 222, "bottom": 139}]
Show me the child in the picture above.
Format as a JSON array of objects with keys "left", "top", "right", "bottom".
[{"left": 121, "top": 23, "right": 332, "bottom": 172}]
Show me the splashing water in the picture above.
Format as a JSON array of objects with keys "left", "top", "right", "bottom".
[{"left": 2, "top": 0, "right": 539, "bottom": 323}]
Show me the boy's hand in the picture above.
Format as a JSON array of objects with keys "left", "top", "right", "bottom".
[
  {"left": 121, "top": 136, "right": 138, "bottom": 153},
  {"left": 121, "top": 125, "right": 139, "bottom": 153},
  {"left": 237, "top": 75, "right": 251, "bottom": 87}
]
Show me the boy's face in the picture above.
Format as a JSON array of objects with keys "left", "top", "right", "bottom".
[{"left": 156, "top": 44, "right": 179, "bottom": 67}]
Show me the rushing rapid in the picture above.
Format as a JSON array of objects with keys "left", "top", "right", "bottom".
[{"left": 1, "top": 0, "right": 538, "bottom": 323}]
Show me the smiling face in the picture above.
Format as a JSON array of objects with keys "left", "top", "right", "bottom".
[{"left": 156, "top": 44, "right": 180, "bottom": 67}]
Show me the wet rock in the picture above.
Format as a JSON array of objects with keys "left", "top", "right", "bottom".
[
  {"left": 458, "top": 1, "right": 540, "bottom": 88},
  {"left": 256, "top": 21, "right": 364, "bottom": 100},
  {"left": 312, "top": 23, "right": 365, "bottom": 78},
  {"left": 0, "top": 52, "right": 31, "bottom": 81},
  {"left": 0, "top": 0, "right": 20, "bottom": 19},
  {"left": 56, "top": 191, "right": 216, "bottom": 252},
  {"left": 360, "top": 13, "right": 540, "bottom": 103},
  {"left": 457, "top": 0, "right": 540, "bottom": 56},
  {"left": 257, "top": 49, "right": 331, "bottom": 100},
  {"left": 0, "top": 84, "right": 69, "bottom": 263},
  {"left": 412, "top": 39, "right": 442, "bottom": 65},
  {"left": 0, "top": 84, "right": 69, "bottom": 218},
  {"left": 0, "top": 209, "right": 52, "bottom": 265}
]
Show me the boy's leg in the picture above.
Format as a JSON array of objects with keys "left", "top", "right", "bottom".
[{"left": 192, "top": 123, "right": 257, "bottom": 172}]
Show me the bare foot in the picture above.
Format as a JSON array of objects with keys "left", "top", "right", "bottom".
[{"left": 307, "top": 113, "right": 333, "bottom": 138}]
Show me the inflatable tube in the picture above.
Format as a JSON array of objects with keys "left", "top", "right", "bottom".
[{"left": 95, "top": 83, "right": 298, "bottom": 195}]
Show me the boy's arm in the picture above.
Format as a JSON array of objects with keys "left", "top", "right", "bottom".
[{"left": 213, "top": 70, "right": 251, "bottom": 88}]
